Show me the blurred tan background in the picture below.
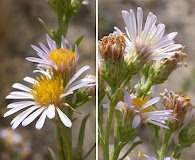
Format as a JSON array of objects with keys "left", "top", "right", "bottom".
[
  {"left": 99, "top": 0, "right": 195, "bottom": 159},
  {"left": 0, "top": 0, "right": 95, "bottom": 160}
]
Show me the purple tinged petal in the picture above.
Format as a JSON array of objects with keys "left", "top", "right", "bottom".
[
  {"left": 132, "top": 115, "right": 141, "bottom": 128},
  {"left": 140, "top": 97, "right": 160, "bottom": 110}
]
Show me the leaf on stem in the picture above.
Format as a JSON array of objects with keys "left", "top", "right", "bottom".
[{"left": 48, "top": 147, "right": 57, "bottom": 160}]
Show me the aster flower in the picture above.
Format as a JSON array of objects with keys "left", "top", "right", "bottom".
[
  {"left": 114, "top": 7, "right": 182, "bottom": 61},
  {"left": 4, "top": 66, "right": 95, "bottom": 130},
  {"left": 105, "top": 90, "right": 174, "bottom": 129},
  {"left": 26, "top": 34, "right": 79, "bottom": 73}
]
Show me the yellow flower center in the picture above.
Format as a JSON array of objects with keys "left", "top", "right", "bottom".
[
  {"left": 48, "top": 48, "right": 75, "bottom": 71},
  {"left": 131, "top": 98, "right": 154, "bottom": 112},
  {"left": 30, "top": 75, "right": 64, "bottom": 106}
]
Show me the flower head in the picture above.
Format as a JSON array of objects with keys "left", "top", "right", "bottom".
[
  {"left": 160, "top": 89, "right": 193, "bottom": 130},
  {"left": 114, "top": 7, "right": 182, "bottom": 62},
  {"left": 4, "top": 66, "right": 95, "bottom": 130},
  {"left": 114, "top": 90, "right": 173, "bottom": 129},
  {"left": 26, "top": 35, "right": 79, "bottom": 74},
  {"left": 98, "top": 33, "right": 125, "bottom": 60}
]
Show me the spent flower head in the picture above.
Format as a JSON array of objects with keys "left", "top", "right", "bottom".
[
  {"left": 114, "top": 7, "right": 182, "bottom": 63},
  {"left": 98, "top": 33, "right": 125, "bottom": 60},
  {"left": 160, "top": 89, "right": 193, "bottom": 130},
  {"left": 4, "top": 66, "right": 95, "bottom": 130}
]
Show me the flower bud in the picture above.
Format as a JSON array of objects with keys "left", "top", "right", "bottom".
[
  {"left": 141, "top": 50, "right": 186, "bottom": 85},
  {"left": 179, "top": 116, "right": 195, "bottom": 147}
]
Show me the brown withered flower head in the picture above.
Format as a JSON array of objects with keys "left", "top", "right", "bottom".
[
  {"left": 160, "top": 89, "right": 193, "bottom": 131},
  {"left": 98, "top": 33, "right": 125, "bottom": 60}
]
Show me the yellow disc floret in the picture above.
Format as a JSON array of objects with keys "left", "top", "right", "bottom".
[
  {"left": 131, "top": 97, "right": 154, "bottom": 112},
  {"left": 30, "top": 75, "right": 64, "bottom": 106},
  {"left": 48, "top": 48, "right": 75, "bottom": 71}
]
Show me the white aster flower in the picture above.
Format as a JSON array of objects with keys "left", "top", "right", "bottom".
[
  {"left": 113, "top": 90, "right": 174, "bottom": 129},
  {"left": 4, "top": 66, "right": 95, "bottom": 130},
  {"left": 114, "top": 7, "right": 182, "bottom": 61},
  {"left": 26, "top": 34, "right": 79, "bottom": 73}
]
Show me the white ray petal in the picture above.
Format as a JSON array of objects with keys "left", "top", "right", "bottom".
[
  {"left": 57, "top": 108, "right": 72, "bottom": 128},
  {"left": 12, "top": 83, "right": 31, "bottom": 92},
  {"left": 47, "top": 104, "right": 55, "bottom": 119},
  {"left": 11, "top": 106, "right": 39, "bottom": 129},
  {"left": 6, "top": 92, "right": 33, "bottom": 99},
  {"left": 22, "top": 107, "right": 45, "bottom": 126},
  {"left": 7, "top": 101, "right": 35, "bottom": 108},
  {"left": 35, "top": 109, "right": 47, "bottom": 130},
  {"left": 23, "top": 77, "right": 37, "bottom": 84},
  {"left": 4, "top": 104, "right": 35, "bottom": 117},
  {"left": 65, "top": 66, "right": 90, "bottom": 90}
]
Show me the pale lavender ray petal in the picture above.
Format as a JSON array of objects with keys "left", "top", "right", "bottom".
[
  {"left": 129, "top": 9, "right": 137, "bottom": 42},
  {"left": 26, "top": 57, "right": 48, "bottom": 64},
  {"left": 137, "top": 7, "right": 143, "bottom": 35},
  {"left": 156, "top": 44, "right": 182, "bottom": 53},
  {"left": 146, "top": 119, "right": 169, "bottom": 129},
  {"left": 31, "top": 45, "right": 46, "bottom": 55},
  {"left": 61, "top": 36, "right": 67, "bottom": 48},
  {"left": 39, "top": 42, "right": 50, "bottom": 54},
  {"left": 46, "top": 34, "right": 56, "bottom": 50},
  {"left": 140, "top": 97, "right": 160, "bottom": 110},
  {"left": 132, "top": 115, "right": 141, "bottom": 128},
  {"left": 123, "top": 89, "right": 131, "bottom": 107}
]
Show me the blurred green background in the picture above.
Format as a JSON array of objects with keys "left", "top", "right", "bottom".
[{"left": 0, "top": 0, "right": 95, "bottom": 160}]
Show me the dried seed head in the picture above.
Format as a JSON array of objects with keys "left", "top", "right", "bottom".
[{"left": 98, "top": 33, "right": 125, "bottom": 60}]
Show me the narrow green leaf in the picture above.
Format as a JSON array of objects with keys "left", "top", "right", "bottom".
[
  {"left": 74, "top": 114, "right": 90, "bottom": 159},
  {"left": 38, "top": 18, "right": 52, "bottom": 37},
  {"left": 118, "top": 141, "right": 142, "bottom": 160},
  {"left": 48, "top": 148, "right": 56, "bottom": 160},
  {"left": 82, "top": 143, "right": 96, "bottom": 160},
  {"left": 75, "top": 35, "right": 84, "bottom": 48}
]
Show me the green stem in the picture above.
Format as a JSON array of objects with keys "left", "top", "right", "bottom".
[
  {"left": 57, "top": 127, "right": 65, "bottom": 160},
  {"left": 158, "top": 129, "right": 171, "bottom": 160},
  {"left": 110, "top": 111, "right": 121, "bottom": 159},
  {"left": 104, "top": 102, "right": 116, "bottom": 160},
  {"left": 138, "top": 78, "right": 152, "bottom": 97},
  {"left": 60, "top": 126, "right": 73, "bottom": 160}
]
